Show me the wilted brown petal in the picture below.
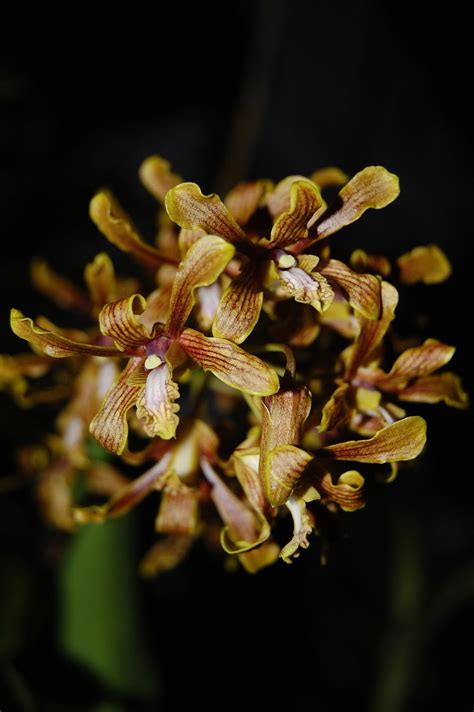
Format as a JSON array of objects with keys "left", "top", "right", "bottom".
[
  {"left": 309, "top": 166, "right": 349, "bottom": 189},
  {"left": 269, "top": 180, "right": 323, "bottom": 248},
  {"left": 319, "top": 259, "right": 381, "bottom": 319},
  {"left": 345, "top": 281, "right": 399, "bottom": 378},
  {"left": 89, "top": 358, "right": 143, "bottom": 454},
  {"left": 31, "top": 260, "right": 91, "bottom": 313},
  {"left": 311, "top": 466, "right": 365, "bottom": 511},
  {"left": 179, "top": 328, "right": 279, "bottom": 396},
  {"left": 10, "top": 309, "right": 120, "bottom": 358},
  {"left": 165, "top": 182, "right": 246, "bottom": 242},
  {"left": 139, "top": 155, "right": 182, "bottom": 205},
  {"left": 213, "top": 262, "right": 263, "bottom": 343},
  {"left": 399, "top": 373, "right": 469, "bottom": 409},
  {"left": 136, "top": 362, "right": 180, "bottom": 440},
  {"left": 265, "top": 445, "right": 313, "bottom": 506},
  {"left": 350, "top": 249, "right": 392, "bottom": 277},
  {"left": 139, "top": 535, "right": 194, "bottom": 578},
  {"left": 90, "top": 191, "right": 171, "bottom": 269},
  {"left": 279, "top": 496, "right": 313, "bottom": 563},
  {"left": 224, "top": 179, "right": 272, "bottom": 226},
  {"left": 322, "top": 416, "right": 427, "bottom": 463},
  {"left": 156, "top": 475, "right": 199, "bottom": 535},
  {"left": 398, "top": 244, "right": 452, "bottom": 284},
  {"left": 165, "top": 235, "right": 235, "bottom": 338},
  {"left": 99, "top": 294, "right": 154, "bottom": 351},
  {"left": 313, "top": 166, "right": 400, "bottom": 240},
  {"left": 319, "top": 383, "right": 351, "bottom": 432}
]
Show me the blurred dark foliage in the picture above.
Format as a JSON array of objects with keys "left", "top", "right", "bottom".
[{"left": 1, "top": 2, "right": 473, "bottom": 710}]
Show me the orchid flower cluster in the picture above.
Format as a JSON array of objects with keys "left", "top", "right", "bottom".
[{"left": 3, "top": 157, "right": 467, "bottom": 574}]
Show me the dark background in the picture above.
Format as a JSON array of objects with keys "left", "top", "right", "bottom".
[{"left": 1, "top": 2, "right": 473, "bottom": 710}]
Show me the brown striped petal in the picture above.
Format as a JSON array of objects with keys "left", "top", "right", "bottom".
[
  {"left": 224, "top": 179, "right": 272, "bottom": 226},
  {"left": 260, "top": 385, "right": 312, "bottom": 453},
  {"left": 89, "top": 359, "right": 143, "bottom": 454},
  {"left": 321, "top": 416, "right": 427, "bottom": 463},
  {"left": 398, "top": 373, "right": 469, "bottom": 409},
  {"left": 345, "top": 281, "right": 399, "bottom": 378},
  {"left": 268, "top": 180, "right": 323, "bottom": 248},
  {"left": 10, "top": 309, "right": 120, "bottom": 358},
  {"left": 309, "top": 166, "right": 349, "bottom": 189},
  {"left": 319, "top": 259, "right": 381, "bottom": 319},
  {"left": 398, "top": 244, "right": 452, "bottom": 284},
  {"left": 155, "top": 475, "right": 199, "bottom": 535},
  {"left": 314, "top": 166, "right": 400, "bottom": 241},
  {"left": 278, "top": 265, "right": 334, "bottom": 312},
  {"left": 31, "top": 260, "right": 91, "bottom": 313},
  {"left": 165, "top": 235, "right": 235, "bottom": 338},
  {"left": 179, "top": 328, "right": 279, "bottom": 396},
  {"left": 350, "top": 249, "right": 392, "bottom": 277},
  {"left": 385, "top": 339, "right": 455, "bottom": 384},
  {"left": 279, "top": 496, "right": 313, "bottom": 563},
  {"left": 136, "top": 362, "right": 180, "bottom": 440},
  {"left": 90, "top": 191, "right": 171, "bottom": 269},
  {"left": 265, "top": 174, "right": 309, "bottom": 218},
  {"left": 319, "top": 382, "right": 351, "bottom": 432},
  {"left": 165, "top": 182, "right": 246, "bottom": 241},
  {"left": 178, "top": 227, "right": 206, "bottom": 256},
  {"left": 212, "top": 262, "right": 263, "bottom": 343},
  {"left": 265, "top": 445, "right": 313, "bottom": 506},
  {"left": 74, "top": 453, "right": 172, "bottom": 523},
  {"left": 311, "top": 466, "right": 365, "bottom": 511},
  {"left": 139, "top": 535, "right": 194, "bottom": 577},
  {"left": 139, "top": 155, "right": 182, "bottom": 205},
  {"left": 99, "top": 294, "right": 154, "bottom": 351}
]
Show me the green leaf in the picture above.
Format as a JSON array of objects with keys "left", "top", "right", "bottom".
[{"left": 58, "top": 514, "right": 159, "bottom": 699}]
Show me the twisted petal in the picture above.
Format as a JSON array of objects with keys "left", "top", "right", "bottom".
[
  {"left": 265, "top": 174, "right": 309, "bottom": 218},
  {"left": 165, "top": 235, "right": 235, "bottom": 338},
  {"left": 139, "top": 155, "right": 182, "bottom": 205},
  {"left": 265, "top": 445, "right": 313, "bottom": 506},
  {"left": 314, "top": 166, "right": 400, "bottom": 240},
  {"left": 319, "top": 383, "right": 351, "bottom": 432},
  {"left": 136, "top": 362, "right": 180, "bottom": 440},
  {"left": 280, "top": 496, "right": 313, "bottom": 563},
  {"left": 345, "top": 281, "right": 399, "bottom": 378},
  {"left": 156, "top": 475, "right": 199, "bottom": 535},
  {"left": 350, "top": 249, "right": 391, "bottom": 277},
  {"left": 398, "top": 244, "right": 452, "bottom": 284},
  {"left": 278, "top": 264, "right": 334, "bottom": 312},
  {"left": 398, "top": 373, "right": 469, "bottom": 408},
  {"left": 90, "top": 191, "right": 171, "bottom": 269},
  {"left": 31, "top": 260, "right": 91, "bottom": 313},
  {"left": 312, "top": 467, "right": 365, "bottom": 511},
  {"left": 322, "top": 416, "right": 427, "bottom": 463},
  {"left": 319, "top": 259, "right": 381, "bottom": 319},
  {"left": 165, "top": 182, "right": 246, "bottom": 241},
  {"left": 179, "top": 328, "right": 279, "bottom": 396},
  {"left": 269, "top": 180, "right": 323, "bottom": 248},
  {"left": 224, "top": 179, "right": 272, "bottom": 226},
  {"left": 74, "top": 454, "right": 172, "bottom": 523},
  {"left": 310, "top": 166, "right": 349, "bottom": 189},
  {"left": 139, "top": 535, "right": 194, "bottom": 577},
  {"left": 212, "top": 262, "right": 263, "bottom": 343},
  {"left": 99, "top": 294, "right": 154, "bottom": 351},
  {"left": 89, "top": 359, "right": 143, "bottom": 454},
  {"left": 10, "top": 309, "right": 120, "bottom": 358}
]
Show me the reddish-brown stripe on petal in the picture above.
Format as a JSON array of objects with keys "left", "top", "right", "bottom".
[
  {"left": 99, "top": 294, "right": 152, "bottom": 351},
  {"left": 212, "top": 262, "right": 263, "bottom": 343},
  {"left": 320, "top": 259, "right": 381, "bottom": 319},
  {"left": 398, "top": 373, "right": 469, "bottom": 409},
  {"left": 224, "top": 179, "right": 272, "bottom": 226},
  {"left": 269, "top": 180, "right": 323, "bottom": 248}
]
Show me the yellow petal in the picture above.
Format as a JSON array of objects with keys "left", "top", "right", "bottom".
[
  {"left": 156, "top": 474, "right": 199, "bottom": 535},
  {"left": 89, "top": 359, "right": 143, "bottom": 454},
  {"left": 322, "top": 416, "right": 427, "bottom": 463},
  {"left": 90, "top": 191, "right": 172, "bottom": 269},
  {"left": 99, "top": 294, "right": 154, "bottom": 351},
  {"left": 165, "top": 235, "right": 235, "bottom": 338},
  {"left": 269, "top": 180, "right": 323, "bottom": 248},
  {"left": 165, "top": 182, "right": 246, "bottom": 241},
  {"left": 84, "top": 252, "right": 117, "bottom": 313},
  {"left": 31, "top": 260, "right": 91, "bottom": 313},
  {"left": 280, "top": 496, "right": 313, "bottom": 563},
  {"left": 386, "top": 339, "right": 455, "bottom": 383},
  {"left": 212, "top": 262, "right": 263, "bottom": 343},
  {"left": 399, "top": 372, "right": 469, "bottom": 409},
  {"left": 310, "top": 166, "right": 349, "bottom": 189},
  {"left": 224, "top": 179, "right": 272, "bottom": 226},
  {"left": 265, "top": 445, "right": 313, "bottom": 506},
  {"left": 265, "top": 174, "right": 310, "bottom": 218},
  {"left": 239, "top": 541, "right": 280, "bottom": 573},
  {"left": 314, "top": 166, "right": 400, "bottom": 241},
  {"left": 10, "top": 309, "right": 119, "bottom": 358},
  {"left": 319, "top": 259, "right": 381, "bottom": 319},
  {"left": 398, "top": 244, "right": 452, "bottom": 284},
  {"left": 179, "top": 328, "right": 279, "bottom": 396},
  {"left": 136, "top": 362, "right": 180, "bottom": 440},
  {"left": 139, "top": 155, "right": 182, "bottom": 205}
]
